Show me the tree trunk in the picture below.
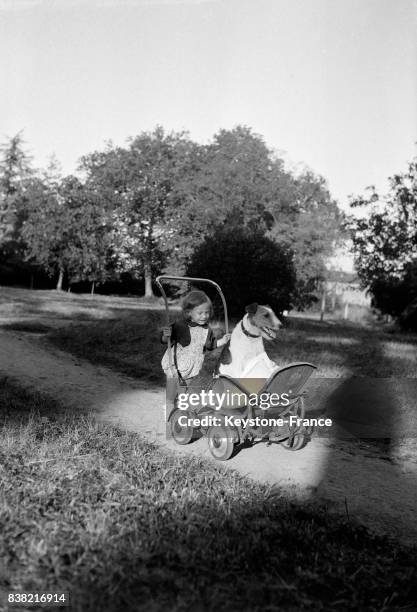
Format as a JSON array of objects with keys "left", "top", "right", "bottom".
[
  {"left": 30, "top": 274, "right": 34, "bottom": 290},
  {"left": 144, "top": 262, "right": 154, "bottom": 298},
  {"left": 331, "top": 282, "right": 337, "bottom": 311},
  {"left": 56, "top": 268, "right": 64, "bottom": 291},
  {"left": 91, "top": 281, "right": 95, "bottom": 295},
  {"left": 320, "top": 287, "right": 326, "bottom": 322}
]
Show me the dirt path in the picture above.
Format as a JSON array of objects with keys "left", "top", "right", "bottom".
[{"left": 1, "top": 328, "right": 417, "bottom": 547}]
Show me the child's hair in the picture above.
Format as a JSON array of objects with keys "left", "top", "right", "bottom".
[{"left": 182, "top": 290, "right": 213, "bottom": 320}]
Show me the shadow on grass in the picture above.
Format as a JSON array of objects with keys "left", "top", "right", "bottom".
[
  {"left": 0, "top": 322, "right": 51, "bottom": 333},
  {"left": 269, "top": 316, "right": 417, "bottom": 377},
  {"left": 45, "top": 309, "right": 168, "bottom": 384}
]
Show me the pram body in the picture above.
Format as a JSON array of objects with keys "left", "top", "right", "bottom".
[
  {"left": 156, "top": 275, "right": 316, "bottom": 461},
  {"left": 170, "top": 362, "right": 316, "bottom": 460}
]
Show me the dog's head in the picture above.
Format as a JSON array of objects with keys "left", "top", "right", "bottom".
[{"left": 245, "top": 303, "right": 282, "bottom": 340}]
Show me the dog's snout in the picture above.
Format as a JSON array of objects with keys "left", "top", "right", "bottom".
[{"left": 268, "top": 311, "right": 282, "bottom": 329}]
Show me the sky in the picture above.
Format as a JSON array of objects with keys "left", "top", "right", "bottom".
[{"left": 1, "top": 0, "right": 416, "bottom": 211}]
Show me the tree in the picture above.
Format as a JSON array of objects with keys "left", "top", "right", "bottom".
[
  {"left": 200, "top": 126, "right": 276, "bottom": 228},
  {"left": 77, "top": 125, "right": 344, "bottom": 304},
  {"left": 176, "top": 127, "right": 344, "bottom": 308},
  {"left": 172, "top": 126, "right": 276, "bottom": 239},
  {"left": 21, "top": 175, "right": 115, "bottom": 291},
  {"left": 0, "top": 132, "right": 33, "bottom": 274},
  {"left": 186, "top": 225, "right": 296, "bottom": 317},
  {"left": 80, "top": 127, "right": 192, "bottom": 297},
  {"left": 21, "top": 177, "right": 70, "bottom": 290},
  {"left": 58, "top": 177, "right": 116, "bottom": 291},
  {"left": 164, "top": 126, "right": 305, "bottom": 276},
  {"left": 350, "top": 163, "right": 417, "bottom": 280},
  {"left": 268, "top": 169, "right": 344, "bottom": 308},
  {"left": 349, "top": 157, "right": 417, "bottom": 326},
  {"left": 111, "top": 207, "right": 166, "bottom": 292}
]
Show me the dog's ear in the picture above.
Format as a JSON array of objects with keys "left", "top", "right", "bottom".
[{"left": 245, "top": 303, "right": 258, "bottom": 315}]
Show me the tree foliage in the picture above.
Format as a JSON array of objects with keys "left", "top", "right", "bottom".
[
  {"left": 77, "top": 125, "right": 343, "bottom": 301},
  {"left": 80, "top": 127, "right": 193, "bottom": 295},
  {"left": 169, "top": 126, "right": 343, "bottom": 307},
  {"left": 268, "top": 169, "right": 344, "bottom": 308},
  {"left": 21, "top": 176, "right": 115, "bottom": 290},
  {"left": 2, "top": 125, "right": 345, "bottom": 302},
  {"left": 196, "top": 126, "right": 276, "bottom": 229},
  {"left": 349, "top": 157, "right": 417, "bottom": 327},
  {"left": 169, "top": 126, "right": 281, "bottom": 261},
  {"left": 0, "top": 132, "right": 33, "bottom": 252},
  {"left": 186, "top": 225, "right": 296, "bottom": 317}
]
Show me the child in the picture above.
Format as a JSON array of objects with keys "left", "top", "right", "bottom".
[{"left": 161, "top": 290, "right": 230, "bottom": 417}]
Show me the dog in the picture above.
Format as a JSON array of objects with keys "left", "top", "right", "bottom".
[{"left": 219, "top": 303, "right": 282, "bottom": 379}]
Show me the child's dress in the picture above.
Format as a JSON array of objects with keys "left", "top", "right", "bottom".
[{"left": 161, "top": 320, "right": 217, "bottom": 380}]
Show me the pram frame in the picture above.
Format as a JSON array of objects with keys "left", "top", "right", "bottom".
[{"left": 156, "top": 275, "right": 316, "bottom": 461}]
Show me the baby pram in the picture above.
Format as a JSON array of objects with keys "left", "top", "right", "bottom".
[{"left": 156, "top": 275, "right": 316, "bottom": 461}]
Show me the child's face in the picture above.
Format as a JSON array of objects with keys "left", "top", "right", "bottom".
[{"left": 189, "top": 302, "right": 211, "bottom": 326}]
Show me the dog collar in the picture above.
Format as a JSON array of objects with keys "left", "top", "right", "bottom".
[{"left": 241, "top": 320, "right": 261, "bottom": 338}]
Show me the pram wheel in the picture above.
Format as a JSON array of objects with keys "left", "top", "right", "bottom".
[
  {"left": 281, "top": 396, "right": 311, "bottom": 451},
  {"left": 281, "top": 432, "right": 309, "bottom": 451},
  {"left": 170, "top": 409, "right": 194, "bottom": 445},
  {"left": 207, "top": 425, "right": 236, "bottom": 461}
]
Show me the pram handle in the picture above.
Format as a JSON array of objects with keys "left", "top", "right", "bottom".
[{"left": 155, "top": 275, "right": 230, "bottom": 371}]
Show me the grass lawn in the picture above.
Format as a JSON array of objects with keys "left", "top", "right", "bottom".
[
  {"left": 47, "top": 308, "right": 417, "bottom": 382},
  {"left": 1, "top": 378, "right": 417, "bottom": 612},
  {"left": 2, "top": 286, "right": 417, "bottom": 381}
]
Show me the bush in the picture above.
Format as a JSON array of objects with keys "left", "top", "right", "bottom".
[
  {"left": 370, "top": 261, "right": 417, "bottom": 331},
  {"left": 186, "top": 225, "right": 296, "bottom": 318}
]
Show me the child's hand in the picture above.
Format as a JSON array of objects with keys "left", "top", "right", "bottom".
[
  {"left": 218, "top": 333, "right": 231, "bottom": 347},
  {"left": 162, "top": 326, "right": 172, "bottom": 340}
]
